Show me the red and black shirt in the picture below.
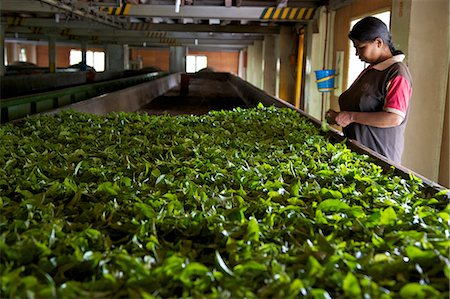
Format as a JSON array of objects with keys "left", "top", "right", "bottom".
[{"left": 338, "top": 54, "right": 412, "bottom": 163}]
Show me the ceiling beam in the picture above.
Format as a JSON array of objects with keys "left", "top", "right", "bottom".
[
  {"left": 126, "top": 23, "right": 281, "bottom": 34},
  {"left": 36, "top": 0, "right": 123, "bottom": 28},
  {"left": 4, "top": 17, "right": 280, "bottom": 34},
  {"left": 4, "top": 29, "right": 257, "bottom": 47},
  {"left": 5, "top": 25, "right": 264, "bottom": 42},
  {"left": 112, "top": 5, "right": 267, "bottom": 20},
  {"left": 1, "top": 0, "right": 123, "bottom": 28},
  {"left": 1, "top": 0, "right": 56, "bottom": 14},
  {"left": 104, "top": 4, "right": 317, "bottom": 22},
  {"left": 5, "top": 34, "right": 252, "bottom": 49}
]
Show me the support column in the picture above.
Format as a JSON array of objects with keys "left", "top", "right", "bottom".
[
  {"left": 246, "top": 45, "right": 255, "bottom": 84},
  {"left": 263, "top": 35, "right": 277, "bottom": 96},
  {"left": 48, "top": 36, "right": 56, "bottom": 73},
  {"left": 12, "top": 43, "right": 20, "bottom": 62},
  {"left": 295, "top": 28, "right": 306, "bottom": 109},
  {"left": 123, "top": 44, "right": 129, "bottom": 70},
  {"left": 105, "top": 44, "right": 127, "bottom": 71},
  {"left": 29, "top": 45, "right": 37, "bottom": 65},
  {"left": 392, "top": 0, "right": 449, "bottom": 181},
  {"left": 0, "top": 23, "right": 5, "bottom": 76},
  {"left": 80, "top": 40, "right": 87, "bottom": 71},
  {"left": 238, "top": 49, "right": 247, "bottom": 80},
  {"left": 253, "top": 41, "right": 263, "bottom": 89},
  {"left": 278, "top": 26, "right": 296, "bottom": 104},
  {"left": 305, "top": 6, "right": 328, "bottom": 120},
  {"left": 169, "top": 46, "right": 186, "bottom": 73}
]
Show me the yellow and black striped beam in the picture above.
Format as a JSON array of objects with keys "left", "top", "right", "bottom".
[
  {"left": 100, "top": 4, "right": 317, "bottom": 22},
  {"left": 101, "top": 4, "right": 131, "bottom": 16},
  {"left": 7, "top": 17, "right": 25, "bottom": 26},
  {"left": 260, "top": 7, "right": 316, "bottom": 21},
  {"left": 129, "top": 23, "right": 155, "bottom": 31}
]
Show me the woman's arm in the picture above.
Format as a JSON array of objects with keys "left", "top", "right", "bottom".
[{"left": 335, "top": 111, "right": 404, "bottom": 128}]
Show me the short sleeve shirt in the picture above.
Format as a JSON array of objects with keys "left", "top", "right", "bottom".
[{"left": 338, "top": 54, "right": 412, "bottom": 163}]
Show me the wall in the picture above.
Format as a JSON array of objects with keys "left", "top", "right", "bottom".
[
  {"left": 6, "top": 42, "right": 239, "bottom": 75},
  {"left": 5, "top": 43, "right": 72, "bottom": 68},
  {"left": 5, "top": 43, "right": 108, "bottom": 69},
  {"left": 439, "top": 76, "right": 449, "bottom": 187},
  {"left": 189, "top": 50, "right": 239, "bottom": 74},
  {"left": 5, "top": 43, "right": 37, "bottom": 65},
  {"left": 36, "top": 45, "right": 72, "bottom": 68},
  {"left": 36, "top": 45, "right": 103, "bottom": 68},
  {"left": 130, "top": 48, "right": 170, "bottom": 71},
  {"left": 397, "top": 0, "right": 449, "bottom": 185}
]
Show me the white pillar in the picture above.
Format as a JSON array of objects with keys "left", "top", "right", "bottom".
[
  {"left": 29, "top": 45, "right": 37, "bottom": 65},
  {"left": 253, "top": 41, "right": 263, "bottom": 89},
  {"left": 238, "top": 49, "right": 246, "bottom": 79},
  {"left": 123, "top": 44, "right": 129, "bottom": 70},
  {"left": 246, "top": 45, "right": 255, "bottom": 84},
  {"left": 169, "top": 46, "right": 186, "bottom": 73},
  {"left": 106, "top": 44, "right": 127, "bottom": 71},
  {"left": 263, "top": 35, "right": 277, "bottom": 96},
  {"left": 12, "top": 43, "right": 20, "bottom": 62}
]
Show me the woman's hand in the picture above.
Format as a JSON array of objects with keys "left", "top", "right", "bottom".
[
  {"left": 325, "top": 109, "right": 339, "bottom": 125},
  {"left": 335, "top": 111, "right": 354, "bottom": 127}
]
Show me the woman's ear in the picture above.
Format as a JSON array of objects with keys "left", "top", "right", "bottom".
[{"left": 374, "top": 37, "right": 384, "bottom": 48}]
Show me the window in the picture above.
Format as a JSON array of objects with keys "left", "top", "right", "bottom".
[
  {"left": 186, "top": 55, "right": 207, "bottom": 73},
  {"left": 70, "top": 49, "right": 105, "bottom": 72},
  {"left": 347, "top": 11, "right": 391, "bottom": 88},
  {"left": 19, "top": 48, "right": 27, "bottom": 62}
]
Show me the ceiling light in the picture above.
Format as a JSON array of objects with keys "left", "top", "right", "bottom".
[{"left": 209, "top": 19, "right": 220, "bottom": 25}]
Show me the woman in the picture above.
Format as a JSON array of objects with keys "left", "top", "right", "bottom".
[{"left": 327, "top": 16, "right": 412, "bottom": 164}]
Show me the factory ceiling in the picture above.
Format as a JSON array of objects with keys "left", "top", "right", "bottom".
[{"left": 1, "top": 0, "right": 349, "bottom": 50}]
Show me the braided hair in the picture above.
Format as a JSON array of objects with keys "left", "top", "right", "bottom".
[{"left": 349, "top": 16, "right": 403, "bottom": 55}]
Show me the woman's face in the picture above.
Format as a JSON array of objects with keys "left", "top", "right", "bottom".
[{"left": 351, "top": 38, "right": 383, "bottom": 64}]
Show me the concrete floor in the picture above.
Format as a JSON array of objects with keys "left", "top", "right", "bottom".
[{"left": 139, "top": 77, "right": 247, "bottom": 115}]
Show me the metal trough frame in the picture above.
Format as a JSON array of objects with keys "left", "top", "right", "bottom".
[{"left": 0, "top": 71, "right": 168, "bottom": 123}]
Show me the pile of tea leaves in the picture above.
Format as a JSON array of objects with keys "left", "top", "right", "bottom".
[{"left": 1, "top": 106, "right": 448, "bottom": 298}]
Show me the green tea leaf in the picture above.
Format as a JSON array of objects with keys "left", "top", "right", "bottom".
[
  {"left": 96, "top": 181, "right": 119, "bottom": 195},
  {"left": 405, "top": 246, "right": 437, "bottom": 261},
  {"left": 318, "top": 199, "right": 350, "bottom": 212},
  {"left": 343, "top": 272, "right": 362, "bottom": 299},
  {"left": 399, "top": 283, "right": 440, "bottom": 299},
  {"left": 380, "top": 206, "right": 397, "bottom": 225},
  {"left": 179, "top": 262, "right": 209, "bottom": 286},
  {"left": 247, "top": 217, "right": 260, "bottom": 242}
]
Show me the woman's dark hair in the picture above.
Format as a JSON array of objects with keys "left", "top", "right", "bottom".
[{"left": 349, "top": 16, "right": 402, "bottom": 55}]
